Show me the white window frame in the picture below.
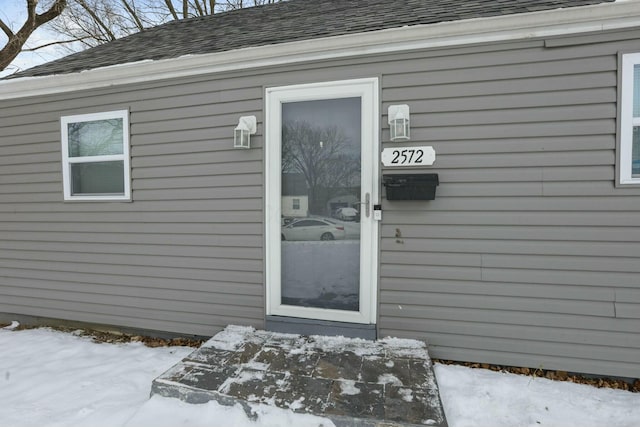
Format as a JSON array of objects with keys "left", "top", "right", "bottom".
[
  {"left": 619, "top": 52, "right": 640, "bottom": 185},
  {"left": 60, "top": 110, "right": 131, "bottom": 201}
]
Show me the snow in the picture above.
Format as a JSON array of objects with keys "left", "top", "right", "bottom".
[
  {"left": 219, "top": 369, "right": 265, "bottom": 394},
  {"left": 2, "top": 320, "right": 20, "bottom": 330},
  {"left": 201, "top": 324, "right": 256, "bottom": 350},
  {"left": 0, "top": 327, "right": 192, "bottom": 427},
  {"left": 127, "top": 395, "right": 332, "bottom": 427},
  {"left": 1, "top": 326, "right": 639, "bottom": 427},
  {"left": 339, "top": 380, "right": 361, "bottom": 396},
  {"left": 398, "top": 388, "right": 414, "bottom": 402},
  {"left": 377, "top": 373, "right": 403, "bottom": 386},
  {"left": 435, "top": 364, "right": 640, "bottom": 427}
]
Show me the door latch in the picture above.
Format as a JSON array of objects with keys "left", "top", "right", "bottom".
[{"left": 361, "top": 193, "right": 370, "bottom": 218}]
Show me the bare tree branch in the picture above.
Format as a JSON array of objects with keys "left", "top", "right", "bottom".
[
  {"left": 23, "top": 37, "right": 91, "bottom": 51},
  {"left": 76, "top": 0, "right": 117, "bottom": 41},
  {"left": 192, "top": 0, "right": 205, "bottom": 16},
  {"left": 163, "top": 0, "right": 179, "bottom": 20},
  {"left": 0, "top": 19, "right": 15, "bottom": 39},
  {"left": 0, "top": 0, "right": 68, "bottom": 71},
  {"left": 121, "top": 0, "right": 145, "bottom": 31},
  {"left": 26, "top": 0, "right": 38, "bottom": 22},
  {"left": 35, "top": 0, "right": 67, "bottom": 24}
]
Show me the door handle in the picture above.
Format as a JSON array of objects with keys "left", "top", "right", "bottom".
[
  {"left": 358, "top": 193, "right": 370, "bottom": 217},
  {"left": 364, "top": 192, "right": 370, "bottom": 218}
]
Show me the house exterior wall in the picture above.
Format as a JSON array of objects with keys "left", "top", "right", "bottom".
[
  {"left": 0, "top": 77, "right": 268, "bottom": 336},
  {"left": 1, "top": 27, "right": 639, "bottom": 376},
  {"left": 281, "top": 196, "right": 308, "bottom": 218},
  {"left": 378, "top": 29, "right": 640, "bottom": 378}
]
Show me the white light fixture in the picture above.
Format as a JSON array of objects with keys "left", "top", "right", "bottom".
[
  {"left": 234, "top": 115, "right": 257, "bottom": 149},
  {"left": 388, "top": 104, "right": 410, "bottom": 141}
]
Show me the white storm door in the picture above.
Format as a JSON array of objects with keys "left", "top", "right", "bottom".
[{"left": 266, "top": 78, "right": 379, "bottom": 324}]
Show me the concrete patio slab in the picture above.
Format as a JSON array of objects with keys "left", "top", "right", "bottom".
[{"left": 151, "top": 325, "right": 447, "bottom": 427}]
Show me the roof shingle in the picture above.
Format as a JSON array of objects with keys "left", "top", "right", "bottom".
[{"left": 11, "top": 0, "right": 615, "bottom": 78}]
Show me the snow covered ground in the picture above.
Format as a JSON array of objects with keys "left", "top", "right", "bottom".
[{"left": 1, "top": 325, "right": 639, "bottom": 427}]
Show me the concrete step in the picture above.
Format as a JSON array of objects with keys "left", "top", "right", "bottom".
[{"left": 152, "top": 325, "right": 447, "bottom": 427}]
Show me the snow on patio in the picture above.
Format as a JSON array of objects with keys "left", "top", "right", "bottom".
[{"left": 1, "top": 324, "right": 639, "bottom": 427}]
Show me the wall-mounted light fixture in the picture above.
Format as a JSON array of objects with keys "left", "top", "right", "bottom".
[
  {"left": 388, "top": 104, "right": 410, "bottom": 141},
  {"left": 234, "top": 115, "right": 257, "bottom": 149}
]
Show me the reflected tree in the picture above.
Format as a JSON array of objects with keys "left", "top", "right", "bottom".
[
  {"left": 67, "top": 118, "right": 123, "bottom": 156},
  {"left": 282, "top": 120, "right": 360, "bottom": 215}
]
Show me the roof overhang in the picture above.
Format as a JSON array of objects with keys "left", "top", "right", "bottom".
[{"left": 1, "top": 1, "right": 639, "bottom": 101}]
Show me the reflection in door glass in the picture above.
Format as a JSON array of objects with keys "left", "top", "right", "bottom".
[{"left": 281, "top": 97, "right": 361, "bottom": 311}]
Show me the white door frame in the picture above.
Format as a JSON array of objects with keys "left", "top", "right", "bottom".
[{"left": 265, "top": 78, "right": 379, "bottom": 324}]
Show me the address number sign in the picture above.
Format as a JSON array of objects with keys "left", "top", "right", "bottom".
[{"left": 381, "top": 146, "right": 436, "bottom": 167}]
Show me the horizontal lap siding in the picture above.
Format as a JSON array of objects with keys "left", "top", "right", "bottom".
[
  {"left": 0, "top": 47, "right": 404, "bottom": 336},
  {"left": 0, "top": 78, "right": 266, "bottom": 336},
  {"left": 0, "top": 53, "right": 416, "bottom": 336},
  {"left": 2, "top": 26, "right": 640, "bottom": 377},
  {"left": 378, "top": 31, "right": 640, "bottom": 377}
]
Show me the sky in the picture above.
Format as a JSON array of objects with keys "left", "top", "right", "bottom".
[{"left": 0, "top": 0, "right": 71, "bottom": 77}]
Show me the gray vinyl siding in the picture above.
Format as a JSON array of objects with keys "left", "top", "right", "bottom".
[
  {"left": 1, "top": 27, "right": 639, "bottom": 377},
  {"left": 378, "top": 29, "right": 640, "bottom": 378},
  {"left": 0, "top": 78, "right": 267, "bottom": 336}
]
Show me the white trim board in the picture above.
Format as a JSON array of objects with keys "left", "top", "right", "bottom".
[
  {"left": 619, "top": 51, "right": 640, "bottom": 185},
  {"left": 1, "top": 1, "right": 639, "bottom": 101}
]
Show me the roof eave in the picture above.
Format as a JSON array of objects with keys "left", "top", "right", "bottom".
[{"left": 1, "top": 1, "right": 639, "bottom": 101}]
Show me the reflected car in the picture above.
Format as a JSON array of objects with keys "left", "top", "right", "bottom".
[
  {"left": 335, "top": 207, "right": 359, "bottom": 221},
  {"left": 281, "top": 216, "right": 296, "bottom": 226},
  {"left": 281, "top": 218, "right": 346, "bottom": 241}
]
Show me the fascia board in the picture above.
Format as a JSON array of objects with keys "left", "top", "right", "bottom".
[{"left": 1, "top": 1, "right": 639, "bottom": 101}]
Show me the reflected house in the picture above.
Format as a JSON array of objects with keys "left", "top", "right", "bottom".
[
  {"left": 281, "top": 173, "right": 308, "bottom": 218},
  {"left": 327, "top": 192, "right": 360, "bottom": 218}
]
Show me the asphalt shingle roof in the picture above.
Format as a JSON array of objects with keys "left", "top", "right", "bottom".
[{"left": 11, "top": 0, "right": 615, "bottom": 78}]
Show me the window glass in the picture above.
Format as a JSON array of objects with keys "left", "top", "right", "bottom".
[
  {"left": 634, "top": 65, "right": 640, "bottom": 177},
  {"left": 68, "top": 118, "right": 124, "bottom": 157},
  {"left": 634, "top": 64, "right": 640, "bottom": 118},
  {"left": 292, "top": 198, "right": 300, "bottom": 210},
  {"left": 71, "top": 161, "right": 125, "bottom": 195},
  {"left": 633, "top": 127, "right": 640, "bottom": 177}
]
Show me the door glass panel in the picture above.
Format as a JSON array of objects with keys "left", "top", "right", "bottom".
[{"left": 280, "top": 97, "right": 361, "bottom": 311}]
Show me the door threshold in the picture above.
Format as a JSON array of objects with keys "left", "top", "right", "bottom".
[{"left": 266, "top": 315, "right": 376, "bottom": 340}]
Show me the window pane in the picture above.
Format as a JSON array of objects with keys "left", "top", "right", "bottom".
[
  {"left": 635, "top": 65, "right": 640, "bottom": 118},
  {"left": 633, "top": 126, "right": 640, "bottom": 177},
  {"left": 68, "top": 118, "right": 124, "bottom": 157},
  {"left": 280, "top": 97, "right": 361, "bottom": 311},
  {"left": 71, "top": 161, "right": 125, "bottom": 195}
]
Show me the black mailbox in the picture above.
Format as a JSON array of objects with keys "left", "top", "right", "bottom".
[{"left": 383, "top": 174, "right": 439, "bottom": 201}]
